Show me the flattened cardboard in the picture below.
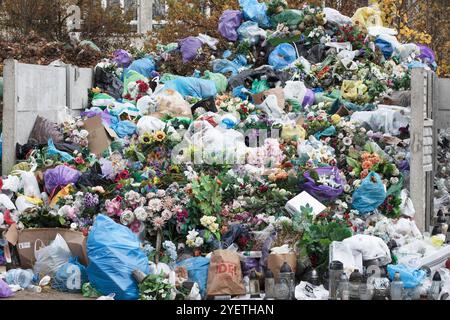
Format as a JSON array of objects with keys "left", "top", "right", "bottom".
[
  {"left": 5, "top": 223, "right": 19, "bottom": 246},
  {"left": 252, "top": 88, "right": 285, "bottom": 109},
  {"left": 16, "top": 228, "right": 88, "bottom": 268},
  {"left": 83, "top": 115, "right": 117, "bottom": 157}
]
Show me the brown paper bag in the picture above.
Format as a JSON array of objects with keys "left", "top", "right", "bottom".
[
  {"left": 252, "top": 88, "right": 285, "bottom": 110},
  {"left": 206, "top": 250, "right": 246, "bottom": 296},
  {"left": 16, "top": 228, "right": 88, "bottom": 268},
  {"left": 267, "top": 253, "right": 297, "bottom": 281}
]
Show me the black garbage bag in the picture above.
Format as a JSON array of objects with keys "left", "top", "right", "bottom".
[
  {"left": 53, "top": 143, "right": 83, "bottom": 155},
  {"left": 191, "top": 97, "right": 217, "bottom": 114},
  {"left": 94, "top": 67, "right": 123, "bottom": 100},
  {"left": 294, "top": 44, "right": 329, "bottom": 64},
  {"left": 199, "top": 229, "right": 222, "bottom": 250},
  {"left": 228, "top": 65, "right": 291, "bottom": 91},
  {"left": 221, "top": 224, "right": 250, "bottom": 249},
  {"left": 28, "top": 116, "right": 64, "bottom": 145},
  {"left": 76, "top": 162, "right": 111, "bottom": 187},
  {"left": 16, "top": 143, "right": 41, "bottom": 160}
]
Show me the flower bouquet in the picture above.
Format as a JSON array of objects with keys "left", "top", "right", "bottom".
[{"left": 302, "top": 166, "right": 344, "bottom": 202}]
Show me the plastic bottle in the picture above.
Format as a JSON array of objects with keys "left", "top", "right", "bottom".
[
  {"left": 429, "top": 271, "right": 441, "bottom": 300},
  {"left": 26, "top": 285, "right": 42, "bottom": 293},
  {"left": 328, "top": 261, "right": 343, "bottom": 300},
  {"left": 337, "top": 273, "right": 350, "bottom": 300},
  {"left": 390, "top": 272, "right": 404, "bottom": 300},
  {"left": 5, "top": 269, "right": 34, "bottom": 289},
  {"left": 349, "top": 269, "right": 363, "bottom": 300}
]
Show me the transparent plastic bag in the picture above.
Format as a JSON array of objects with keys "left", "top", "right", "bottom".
[{"left": 34, "top": 234, "right": 71, "bottom": 276}]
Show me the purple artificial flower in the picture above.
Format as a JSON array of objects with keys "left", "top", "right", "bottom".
[{"left": 84, "top": 193, "right": 99, "bottom": 208}]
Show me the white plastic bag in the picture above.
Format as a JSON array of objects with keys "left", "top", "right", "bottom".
[
  {"left": 15, "top": 196, "right": 37, "bottom": 213},
  {"left": 1, "top": 175, "right": 21, "bottom": 193},
  {"left": 197, "top": 34, "right": 219, "bottom": 50},
  {"left": 284, "top": 80, "right": 307, "bottom": 104},
  {"left": 21, "top": 171, "right": 41, "bottom": 199},
  {"left": 33, "top": 234, "right": 71, "bottom": 276},
  {"left": 323, "top": 7, "right": 351, "bottom": 26},
  {"left": 0, "top": 194, "right": 16, "bottom": 211},
  {"left": 136, "top": 116, "right": 167, "bottom": 135},
  {"left": 154, "top": 89, "right": 192, "bottom": 119},
  {"left": 258, "top": 94, "right": 286, "bottom": 120}
]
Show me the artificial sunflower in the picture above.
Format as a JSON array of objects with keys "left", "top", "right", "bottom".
[
  {"left": 140, "top": 132, "right": 153, "bottom": 145},
  {"left": 153, "top": 131, "right": 166, "bottom": 142}
]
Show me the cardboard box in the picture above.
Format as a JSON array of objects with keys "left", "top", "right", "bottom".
[
  {"left": 15, "top": 228, "right": 88, "bottom": 268},
  {"left": 285, "top": 191, "right": 326, "bottom": 217},
  {"left": 252, "top": 87, "right": 285, "bottom": 109},
  {"left": 83, "top": 115, "right": 117, "bottom": 157}
]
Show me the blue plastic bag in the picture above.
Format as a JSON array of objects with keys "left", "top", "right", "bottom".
[
  {"left": 268, "top": 43, "right": 297, "bottom": 70},
  {"left": 163, "top": 77, "right": 217, "bottom": 99},
  {"left": 87, "top": 215, "right": 150, "bottom": 300},
  {"left": 212, "top": 59, "right": 241, "bottom": 76},
  {"left": 52, "top": 257, "right": 88, "bottom": 293},
  {"left": 352, "top": 172, "right": 387, "bottom": 214},
  {"left": 237, "top": 21, "right": 266, "bottom": 46},
  {"left": 387, "top": 264, "right": 427, "bottom": 289},
  {"left": 239, "top": 0, "right": 270, "bottom": 28},
  {"left": 110, "top": 120, "right": 137, "bottom": 138},
  {"left": 375, "top": 37, "right": 394, "bottom": 59},
  {"left": 176, "top": 257, "right": 210, "bottom": 297},
  {"left": 124, "top": 57, "right": 156, "bottom": 79},
  {"left": 47, "top": 139, "right": 74, "bottom": 162}
]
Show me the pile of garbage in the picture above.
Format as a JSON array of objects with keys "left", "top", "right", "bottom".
[{"left": 1, "top": 1, "right": 449, "bottom": 301}]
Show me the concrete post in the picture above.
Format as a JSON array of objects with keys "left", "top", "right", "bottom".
[
  {"left": 2, "top": 59, "right": 18, "bottom": 176},
  {"left": 137, "top": 0, "right": 153, "bottom": 35}
]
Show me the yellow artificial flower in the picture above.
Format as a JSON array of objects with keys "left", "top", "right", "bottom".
[
  {"left": 92, "top": 87, "right": 102, "bottom": 94},
  {"left": 139, "top": 132, "right": 153, "bottom": 145},
  {"left": 331, "top": 114, "right": 342, "bottom": 124},
  {"left": 153, "top": 131, "right": 166, "bottom": 142}
]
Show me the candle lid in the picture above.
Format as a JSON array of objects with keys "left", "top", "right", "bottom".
[{"left": 280, "top": 261, "right": 292, "bottom": 273}]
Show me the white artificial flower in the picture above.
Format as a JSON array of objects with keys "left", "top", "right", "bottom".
[
  {"left": 194, "top": 237, "right": 204, "bottom": 247},
  {"left": 134, "top": 207, "right": 148, "bottom": 222}
]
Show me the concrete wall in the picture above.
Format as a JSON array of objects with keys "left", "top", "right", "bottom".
[{"left": 2, "top": 59, "right": 93, "bottom": 175}]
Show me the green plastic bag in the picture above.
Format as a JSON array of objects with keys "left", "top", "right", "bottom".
[
  {"left": 82, "top": 282, "right": 101, "bottom": 298},
  {"left": 251, "top": 79, "right": 270, "bottom": 94},
  {"left": 123, "top": 70, "right": 147, "bottom": 96},
  {"left": 271, "top": 9, "right": 304, "bottom": 29},
  {"left": 160, "top": 73, "right": 181, "bottom": 84},
  {"left": 202, "top": 71, "right": 228, "bottom": 94},
  {"left": 387, "top": 173, "right": 404, "bottom": 196}
]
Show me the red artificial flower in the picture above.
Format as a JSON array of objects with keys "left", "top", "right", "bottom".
[
  {"left": 81, "top": 228, "right": 89, "bottom": 237},
  {"left": 137, "top": 81, "right": 149, "bottom": 92},
  {"left": 0, "top": 178, "right": 3, "bottom": 190},
  {"left": 3, "top": 210, "right": 14, "bottom": 225},
  {"left": 74, "top": 157, "right": 85, "bottom": 165},
  {"left": 259, "top": 185, "right": 269, "bottom": 193},
  {"left": 118, "top": 170, "right": 130, "bottom": 180},
  {"left": 237, "top": 235, "right": 249, "bottom": 248}
]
